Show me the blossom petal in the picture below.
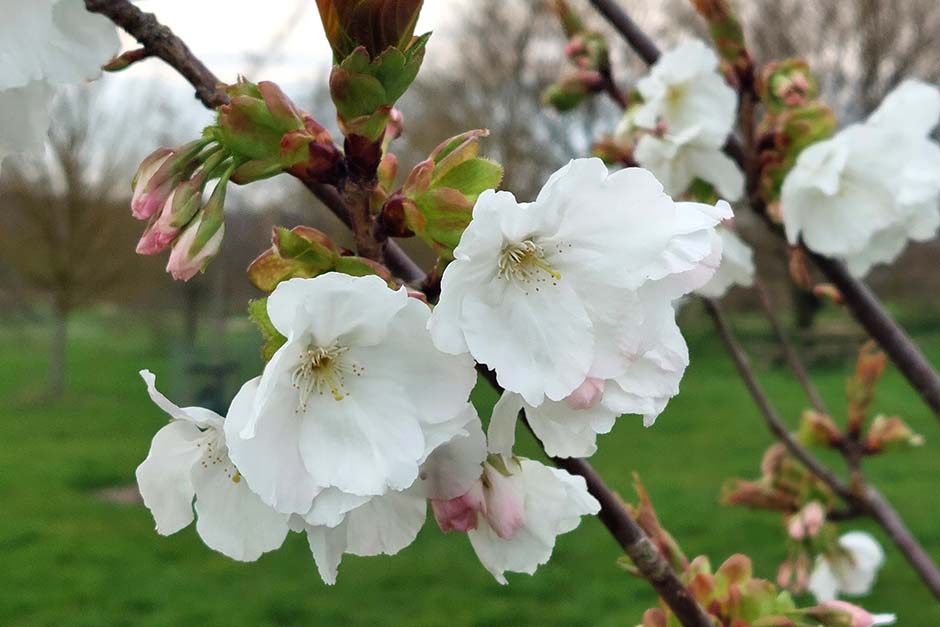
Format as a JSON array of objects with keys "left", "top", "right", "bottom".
[
  {"left": 224, "top": 377, "right": 323, "bottom": 515},
  {"left": 304, "top": 522, "right": 348, "bottom": 585},
  {"left": 266, "top": 273, "right": 407, "bottom": 346},
  {"left": 298, "top": 374, "right": 425, "bottom": 496},
  {"left": 191, "top": 457, "right": 290, "bottom": 562},
  {"left": 469, "top": 460, "right": 599, "bottom": 584},
  {"left": 462, "top": 278, "right": 593, "bottom": 404},
  {"left": 135, "top": 420, "right": 203, "bottom": 536},
  {"left": 420, "top": 405, "right": 486, "bottom": 500}
]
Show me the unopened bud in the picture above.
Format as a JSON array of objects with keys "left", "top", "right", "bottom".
[
  {"left": 865, "top": 415, "right": 924, "bottom": 453},
  {"left": 798, "top": 409, "right": 842, "bottom": 447},
  {"left": 430, "top": 482, "right": 485, "bottom": 534},
  {"left": 565, "top": 377, "right": 604, "bottom": 410},
  {"left": 813, "top": 601, "right": 896, "bottom": 627},
  {"left": 165, "top": 176, "right": 228, "bottom": 281},
  {"left": 787, "top": 501, "right": 826, "bottom": 540}
]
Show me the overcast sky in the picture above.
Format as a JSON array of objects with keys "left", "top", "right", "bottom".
[{"left": 124, "top": 1, "right": 461, "bottom": 86}]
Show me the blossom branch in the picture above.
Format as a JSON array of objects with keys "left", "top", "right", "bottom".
[
  {"left": 585, "top": 0, "right": 940, "bottom": 422},
  {"left": 83, "top": 0, "right": 228, "bottom": 108},
  {"left": 91, "top": 6, "right": 714, "bottom": 618},
  {"left": 753, "top": 279, "right": 828, "bottom": 415},
  {"left": 475, "top": 366, "right": 713, "bottom": 627},
  {"left": 85, "top": 0, "right": 420, "bottom": 284},
  {"left": 704, "top": 297, "right": 940, "bottom": 600}
]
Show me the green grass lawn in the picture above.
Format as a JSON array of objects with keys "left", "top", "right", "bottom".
[{"left": 1, "top": 306, "right": 939, "bottom": 626}]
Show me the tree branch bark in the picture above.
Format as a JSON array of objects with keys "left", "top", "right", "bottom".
[
  {"left": 704, "top": 298, "right": 940, "bottom": 600},
  {"left": 84, "top": 0, "right": 228, "bottom": 108}
]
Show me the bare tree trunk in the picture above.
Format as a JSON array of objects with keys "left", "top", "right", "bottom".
[{"left": 48, "top": 299, "right": 69, "bottom": 399}]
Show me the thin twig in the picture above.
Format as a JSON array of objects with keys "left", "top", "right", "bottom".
[
  {"left": 585, "top": 0, "right": 940, "bottom": 422},
  {"left": 703, "top": 299, "right": 852, "bottom": 498},
  {"left": 753, "top": 279, "right": 828, "bottom": 415},
  {"left": 704, "top": 298, "right": 940, "bottom": 600},
  {"left": 84, "top": 0, "right": 228, "bottom": 108}
]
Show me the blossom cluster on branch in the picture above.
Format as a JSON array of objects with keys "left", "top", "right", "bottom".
[{"left": 5, "top": 0, "right": 940, "bottom": 625}]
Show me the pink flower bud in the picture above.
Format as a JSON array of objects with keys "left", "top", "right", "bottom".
[
  {"left": 130, "top": 149, "right": 174, "bottom": 220},
  {"left": 482, "top": 462, "right": 525, "bottom": 540},
  {"left": 166, "top": 217, "right": 224, "bottom": 281},
  {"left": 565, "top": 377, "right": 604, "bottom": 410},
  {"left": 165, "top": 176, "right": 228, "bottom": 281},
  {"left": 385, "top": 108, "right": 404, "bottom": 141},
  {"left": 431, "top": 482, "right": 485, "bottom": 534},
  {"left": 788, "top": 501, "right": 826, "bottom": 540},
  {"left": 820, "top": 601, "right": 895, "bottom": 627}
]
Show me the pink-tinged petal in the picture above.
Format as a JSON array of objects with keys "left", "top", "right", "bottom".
[
  {"left": 431, "top": 482, "right": 485, "bottom": 533},
  {"left": 482, "top": 463, "right": 526, "bottom": 540},
  {"left": 564, "top": 377, "right": 604, "bottom": 410}
]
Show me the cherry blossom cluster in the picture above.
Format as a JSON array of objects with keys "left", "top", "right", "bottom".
[
  {"left": 781, "top": 80, "right": 940, "bottom": 276},
  {"left": 136, "top": 157, "right": 732, "bottom": 584}
]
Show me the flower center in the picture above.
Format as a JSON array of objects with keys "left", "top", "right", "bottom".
[
  {"left": 291, "top": 344, "right": 362, "bottom": 410},
  {"left": 497, "top": 239, "right": 562, "bottom": 287}
]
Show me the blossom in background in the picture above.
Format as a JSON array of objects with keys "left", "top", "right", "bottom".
[
  {"left": 224, "top": 273, "right": 476, "bottom": 519},
  {"left": 809, "top": 531, "right": 886, "bottom": 603},
  {"left": 0, "top": 0, "right": 119, "bottom": 170},
  {"left": 695, "top": 224, "right": 755, "bottom": 299},
  {"left": 631, "top": 39, "right": 743, "bottom": 200},
  {"left": 634, "top": 128, "right": 744, "bottom": 201},
  {"left": 429, "top": 158, "right": 730, "bottom": 422},
  {"left": 135, "top": 370, "right": 290, "bottom": 562},
  {"left": 782, "top": 80, "right": 940, "bottom": 276}
]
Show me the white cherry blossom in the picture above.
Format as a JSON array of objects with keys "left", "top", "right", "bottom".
[
  {"left": 429, "top": 158, "right": 731, "bottom": 409},
  {"left": 465, "top": 456, "right": 600, "bottom": 584},
  {"left": 809, "top": 531, "right": 886, "bottom": 603},
  {"left": 135, "top": 370, "right": 290, "bottom": 562},
  {"left": 0, "top": 0, "right": 119, "bottom": 169},
  {"left": 696, "top": 225, "right": 755, "bottom": 298},
  {"left": 782, "top": 80, "right": 940, "bottom": 276},
  {"left": 634, "top": 127, "right": 744, "bottom": 201},
  {"left": 634, "top": 39, "right": 738, "bottom": 142},
  {"left": 224, "top": 273, "right": 476, "bottom": 518},
  {"left": 301, "top": 405, "right": 487, "bottom": 584},
  {"left": 630, "top": 40, "right": 743, "bottom": 200}
]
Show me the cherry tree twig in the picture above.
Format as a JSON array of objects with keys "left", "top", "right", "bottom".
[
  {"left": 753, "top": 279, "right": 828, "bottom": 415},
  {"left": 87, "top": 2, "right": 712, "bottom": 623},
  {"left": 584, "top": 0, "right": 940, "bottom": 421},
  {"left": 704, "top": 298, "right": 940, "bottom": 600}
]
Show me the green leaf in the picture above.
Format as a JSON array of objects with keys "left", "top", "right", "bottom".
[
  {"left": 330, "top": 66, "right": 390, "bottom": 120},
  {"left": 248, "top": 298, "right": 287, "bottom": 362},
  {"left": 434, "top": 158, "right": 503, "bottom": 202}
]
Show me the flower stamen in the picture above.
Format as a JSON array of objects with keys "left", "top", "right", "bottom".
[
  {"left": 291, "top": 345, "right": 361, "bottom": 411},
  {"left": 497, "top": 239, "right": 562, "bottom": 284}
]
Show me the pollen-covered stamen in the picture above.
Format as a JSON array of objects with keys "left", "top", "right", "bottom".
[
  {"left": 497, "top": 239, "right": 562, "bottom": 285},
  {"left": 290, "top": 344, "right": 362, "bottom": 410}
]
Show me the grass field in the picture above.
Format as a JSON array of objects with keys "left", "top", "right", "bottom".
[{"left": 1, "top": 307, "right": 939, "bottom": 626}]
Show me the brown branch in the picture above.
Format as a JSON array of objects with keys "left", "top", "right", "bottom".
[
  {"left": 84, "top": 0, "right": 228, "bottom": 108},
  {"left": 474, "top": 365, "right": 712, "bottom": 627},
  {"left": 303, "top": 181, "right": 425, "bottom": 284},
  {"left": 585, "top": 0, "right": 940, "bottom": 421},
  {"left": 704, "top": 298, "right": 940, "bottom": 600},
  {"left": 753, "top": 279, "right": 828, "bottom": 415}
]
